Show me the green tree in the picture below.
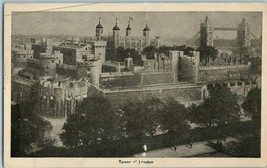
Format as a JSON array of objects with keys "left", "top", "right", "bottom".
[
  {"left": 60, "top": 96, "right": 120, "bottom": 148},
  {"left": 242, "top": 87, "right": 261, "bottom": 122},
  {"left": 143, "top": 46, "right": 158, "bottom": 59},
  {"left": 121, "top": 98, "right": 163, "bottom": 142},
  {"left": 159, "top": 98, "right": 189, "bottom": 134},
  {"left": 197, "top": 46, "right": 219, "bottom": 64},
  {"left": 115, "top": 47, "right": 143, "bottom": 66},
  {"left": 192, "top": 85, "right": 240, "bottom": 127}
]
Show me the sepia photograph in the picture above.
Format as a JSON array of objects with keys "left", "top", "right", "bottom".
[{"left": 3, "top": 3, "right": 267, "bottom": 167}]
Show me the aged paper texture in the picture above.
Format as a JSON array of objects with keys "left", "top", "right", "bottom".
[{"left": 4, "top": 3, "right": 267, "bottom": 167}]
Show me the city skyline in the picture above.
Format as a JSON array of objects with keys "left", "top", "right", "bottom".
[{"left": 12, "top": 11, "right": 262, "bottom": 42}]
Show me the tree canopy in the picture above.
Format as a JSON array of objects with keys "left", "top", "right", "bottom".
[
  {"left": 190, "top": 85, "right": 240, "bottom": 127},
  {"left": 197, "top": 46, "right": 219, "bottom": 64},
  {"left": 242, "top": 87, "right": 261, "bottom": 121},
  {"left": 121, "top": 98, "right": 162, "bottom": 141},
  {"left": 60, "top": 96, "right": 120, "bottom": 148},
  {"left": 159, "top": 98, "right": 189, "bottom": 134},
  {"left": 143, "top": 45, "right": 195, "bottom": 59},
  {"left": 121, "top": 97, "right": 189, "bottom": 142},
  {"left": 114, "top": 47, "right": 143, "bottom": 66}
]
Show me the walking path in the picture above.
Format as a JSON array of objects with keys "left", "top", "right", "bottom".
[{"left": 134, "top": 137, "right": 240, "bottom": 157}]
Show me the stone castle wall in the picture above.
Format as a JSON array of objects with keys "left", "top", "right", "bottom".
[
  {"left": 103, "top": 85, "right": 203, "bottom": 107},
  {"left": 100, "top": 72, "right": 174, "bottom": 89},
  {"left": 197, "top": 65, "right": 251, "bottom": 82}
]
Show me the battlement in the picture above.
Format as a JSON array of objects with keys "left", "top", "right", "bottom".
[
  {"left": 13, "top": 48, "right": 33, "bottom": 55},
  {"left": 180, "top": 55, "right": 196, "bottom": 60},
  {"left": 40, "top": 53, "right": 56, "bottom": 59},
  {"left": 12, "top": 75, "right": 36, "bottom": 86},
  {"left": 199, "top": 63, "right": 250, "bottom": 70},
  {"left": 101, "top": 71, "right": 134, "bottom": 77},
  {"left": 40, "top": 79, "right": 87, "bottom": 89},
  {"left": 92, "top": 41, "right": 107, "bottom": 46}
]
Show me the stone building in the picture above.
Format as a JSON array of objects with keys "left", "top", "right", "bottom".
[
  {"left": 142, "top": 53, "right": 172, "bottom": 72},
  {"left": 53, "top": 42, "right": 94, "bottom": 66},
  {"left": 12, "top": 45, "right": 34, "bottom": 68},
  {"left": 38, "top": 79, "right": 88, "bottom": 118},
  {"left": 11, "top": 75, "right": 89, "bottom": 118},
  {"left": 237, "top": 18, "right": 251, "bottom": 48},
  {"left": 110, "top": 19, "right": 150, "bottom": 52},
  {"left": 32, "top": 37, "right": 59, "bottom": 59},
  {"left": 54, "top": 37, "right": 106, "bottom": 65},
  {"left": 26, "top": 50, "right": 63, "bottom": 78},
  {"left": 91, "top": 18, "right": 155, "bottom": 61},
  {"left": 200, "top": 16, "right": 214, "bottom": 47}
]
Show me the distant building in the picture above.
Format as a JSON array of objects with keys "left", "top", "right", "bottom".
[
  {"left": 200, "top": 16, "right": 252, "bottom": 49},
  {"left": 53, "top": 42, "right": 94, "bottom": 66},
  {"left": 142, "top": 53, "right": 172, "bottom": 72},
  {"left": 32, "top": 37, "right": 56, "bottom": 59},
  {"left": 12, "top": 46, "right": 34, "bottom": 68},
  {"left": 53, "top": 36, "right": 107, "bottom": 65},
  {"left": 111, "top": 19, "right": 150, "bottom": 52},
  {"left": 237, "top": 18, "right": 251, "bottom": 48},
  {"left": 200, "top": 16, "right": 214, "bottom": 47},
  {"left": 87, "top": 18, "right": 161, "bottom": 61}
]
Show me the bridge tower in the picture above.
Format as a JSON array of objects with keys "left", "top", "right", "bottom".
[
  {"left": 200, "top": 16, "right": 214, "bottom": 47},
  {"left": 237, "top": 18, "right": 251, "bottom": 48}
]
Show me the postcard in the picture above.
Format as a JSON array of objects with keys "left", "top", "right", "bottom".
[{"left": 3, "top": 3, "right": 267, "bottom": 167}]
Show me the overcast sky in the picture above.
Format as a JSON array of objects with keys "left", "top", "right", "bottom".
[{"left": 12, "top": 11, "right": 262, "bottom": 41}]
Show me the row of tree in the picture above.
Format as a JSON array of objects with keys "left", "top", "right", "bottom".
[
  {"left": 60, "top": 96, "right": 189, "bottom": 148},
  {"left": 11, "top": 83, "right": 261, "bottom": 156},
  {"left": 59, "top": 85, "right": 261, "bottom": 154}
]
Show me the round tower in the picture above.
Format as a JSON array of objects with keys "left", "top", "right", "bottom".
[
  {"left": 143, "top": 21, "right": 150, "bottom": 48},
  {"left": 89, "top": 59, "right": 101, "bottom": 88},
  {"left": 96, "top": 17, "right": 103, "bottom": 40},
  {"left": 39, "top": 53, "right": 56, "bottom": 78},
  {"left": 112, "top": 18, "right": 120, "bottom": 49}
]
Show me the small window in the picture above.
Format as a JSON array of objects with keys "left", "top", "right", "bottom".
[
  {"left": 59, "top": 60, "right": 61, "bottom": 64},
  {"left": 52, "top": 60, "right": 54, "bottom": 63}
]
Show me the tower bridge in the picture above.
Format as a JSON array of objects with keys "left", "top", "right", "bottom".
[
  {"left": 213, "top": 27, "right": 237, "bottom": 31},
  {"left": 189, "top": 16, "right": 258, "bottom": 49}
]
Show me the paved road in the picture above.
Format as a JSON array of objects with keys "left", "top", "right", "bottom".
[{"left": 134, "top": 137, "right": 240, "bottom": 157}]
